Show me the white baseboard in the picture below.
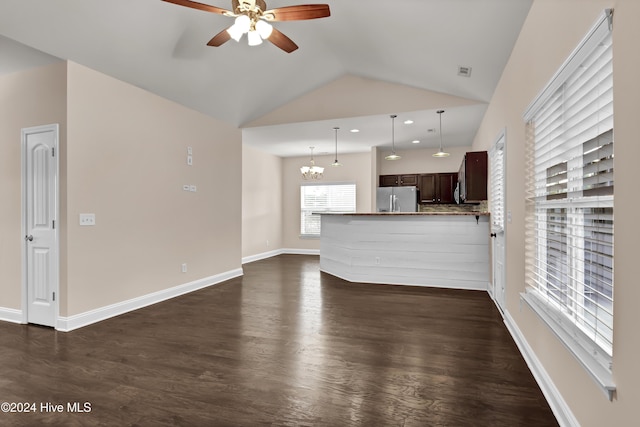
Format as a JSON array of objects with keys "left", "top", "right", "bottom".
[
  {"left": 242, "top": 249, "right": 283, "bottom": 264},
  {"left": 503, "top": 310, "right": 579, "bottom": 427},
  {"left": 281, "top": 248, "right": 320, "bottom": 256},
  {"left": 0, "top": 307, "right": 23, "bottom": 324},
  {"left": 57, "top": 268, "right": 243, "bottom": 332},
  {"left": 242, "top": 248, "right": 320, "bottom": 265}
]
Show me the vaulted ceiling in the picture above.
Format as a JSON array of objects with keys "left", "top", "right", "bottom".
[{"left": 0, "top": 0, "right": 532, "bottom": 157}]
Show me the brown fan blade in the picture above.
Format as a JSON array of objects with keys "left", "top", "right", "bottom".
[
  {"left": 268, "top": 27, "right": 298, "bottom": 53},
  {"left": 266, "top": 4, "right": 330, "bottom": 21},
  {"left": 162, "top": 0, "right": 231, "bottom": 15},
  {"left": 207, "top": 28, "right": 232, "bottom": 46}
]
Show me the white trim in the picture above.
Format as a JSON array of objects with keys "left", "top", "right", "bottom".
[
  {"left": 242, "top": 248, "right": 320, "bottom": 265},
  {"left": 242, "top": 249, "right": 283, "bottom": 264},
  {"left": 503, "top": 310, "right": 580, "bottom": 427},
  {"left": 0, "top": 307, "right": 24, "bottom": 324},
  {"left": 282, "top": 248, "right": 320, "bottom": 256},
  {"left": 56, "top": 268, "right": 243, "bottom": 332},
  {"left": 490, "top": 128, "right": 507, "bottom": 312},
  {"left": 521, "top": 291, "right": 615, "bottom": 400}
]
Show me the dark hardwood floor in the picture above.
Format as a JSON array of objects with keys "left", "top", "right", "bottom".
[{"left": 0, "top": 255, "right": 558, "bottom": 426}]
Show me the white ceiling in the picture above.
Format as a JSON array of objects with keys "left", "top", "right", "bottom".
[{"left": 0, "top": 0, "right": 532, "bottom": 157}]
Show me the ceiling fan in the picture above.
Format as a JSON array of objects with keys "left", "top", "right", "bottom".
[{"left": 162, "top": 0, "right": 330, "bottom": 53}]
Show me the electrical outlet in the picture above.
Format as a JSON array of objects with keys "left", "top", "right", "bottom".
[
  {"left": 375, "top": 257, "right": 381, "bottom": 265},
  {"left": 266, "top": 240, "right": 270, "bottom": 247},
  {"left": 181, "top": 263, "right": 187, "bottom": 273},
  {"left": 187, "top": 146, "right": 193, "bottom": 155},
  {"left": 79, "top": 213, "right": 96, "bottom": 226},
  {"left": 189, "top": 185, "right": 197, "bottom": 192}
]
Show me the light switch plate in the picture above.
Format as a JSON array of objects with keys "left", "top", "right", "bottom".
[
  {"left": 189, "top": 185, "right": 197, "bottom": 192},
  {"left": 187, "top": 155, "right": 193, "bottom": 166},
  {"left": 79, "top": 213, "right": 96, "bottom": 226}
]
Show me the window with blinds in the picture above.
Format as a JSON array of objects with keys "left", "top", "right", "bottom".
[
  {"left": 489, "top": 136, "right": 505, "bottom": 231},
  {"left": 300, "top": 183, "right": 356, "bottom": 236},
  {"left": 522, "top": 9, "right": 614, "bottom": 393}
]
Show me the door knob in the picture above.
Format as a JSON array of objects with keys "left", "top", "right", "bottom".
[{"left": 25, "top": 235, "right": 33, "bottom": 241}]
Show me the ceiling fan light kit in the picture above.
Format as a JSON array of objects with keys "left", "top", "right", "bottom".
[{"left": 162, "top": 0, "right": 330, "bottom": 53}]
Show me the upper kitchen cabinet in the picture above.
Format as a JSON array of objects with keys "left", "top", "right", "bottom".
[
  {"left": 379, "top": 175, "right": 399, "bottom": 186},
  {"left": 419, "top": 173, "right": 457, "bottom": 204},
  {"left": 379, "top": 174, "right": 419, "bottom": 187},
  {"left": 458, "top": 151, "right": 488, "bottom": 203}
]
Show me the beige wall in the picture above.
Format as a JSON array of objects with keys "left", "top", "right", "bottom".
[
  {"left": 64, "top": 62, "right": 242, "bottom": 316},
  {"left": 242, "top": 144, "right": 283, "bottom": 259},
  {"left": 246, "top": 74, "right": 481, "bottom": 127},
  {"left": 0, "top": 62, "right": 67, "bottom": 312},
  {"left": 282, "top": 152, "right": 372, "bottom": 250},
  {"left": 472, "top": 1, "right": 638, "bottom": 425}
]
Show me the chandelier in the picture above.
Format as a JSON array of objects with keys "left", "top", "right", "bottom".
[{"left": 301, "top": 146, "right": 324, "bottom": 180}]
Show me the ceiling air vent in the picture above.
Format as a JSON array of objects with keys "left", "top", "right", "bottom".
[{"left": 458, "top": 66, "right": 472, "bottom": 77}]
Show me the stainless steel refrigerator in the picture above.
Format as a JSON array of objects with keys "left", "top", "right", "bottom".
[{"left": 376, "top": 186, "right": 418, "bottom": 212}]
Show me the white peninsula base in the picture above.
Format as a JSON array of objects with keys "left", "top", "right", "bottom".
[{"left": 320, "top": 213, "right": 490, "bottom": 291}]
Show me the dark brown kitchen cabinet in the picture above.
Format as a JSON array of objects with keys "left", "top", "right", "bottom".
[
  {"left": 398, "top": 174, "right": 418, "bottom": 186},
  {"left": 379, "top": 174, "right": 419, "bottom": 187},
  {"left": 419, "top": 173, "right": 457, "bottom": 203},
  {"left": 379, "top": 175, "right": 399, "bottom": 186},
  {"left": 458, "top": 151, "right": 488, "bottom": 202}
]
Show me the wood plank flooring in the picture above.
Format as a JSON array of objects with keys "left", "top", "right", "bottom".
[{"left": 0, "top": 255, "right": 558, "bottom": 426}]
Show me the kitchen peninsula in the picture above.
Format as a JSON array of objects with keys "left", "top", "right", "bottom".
[{"left": 319, "top": 212, "right": 490, "bottom": 290}]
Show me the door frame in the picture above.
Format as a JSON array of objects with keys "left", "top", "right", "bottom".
[
  {"left": 21, "top": 123, "right": 60, "bottom": 327},
  {"left": 490, "top": 128, "right": 506, "bottom": 313}
]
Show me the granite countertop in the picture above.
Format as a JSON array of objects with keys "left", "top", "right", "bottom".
[{"left": 319, "top": 212, "right": 490, "bottom": 216}]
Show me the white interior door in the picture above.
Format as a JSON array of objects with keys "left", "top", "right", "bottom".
[
  {"left": 22, "top": 124, "right": 59, "bottom": 327},
  {"left": 490, "top": 132, "right": 506, "bottom": 313}
]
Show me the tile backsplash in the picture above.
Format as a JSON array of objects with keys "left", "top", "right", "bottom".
[{"left": 419, "top": 201, "right": 488, "bottom": 213}]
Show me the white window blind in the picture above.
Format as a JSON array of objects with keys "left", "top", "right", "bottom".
[
  {"left": 300, "top": 183, "right": 356, "bottom": 236},
  {"left": 489, "top": 136, "right": 505, "bottom": 231},
  {"left": 522, "top": 9, "right": 615, "bottom": 397}
]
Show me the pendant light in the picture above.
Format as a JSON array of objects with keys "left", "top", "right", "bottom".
[
  {"left": 385, "top": 114, "right": 401, "bottom": 160},
  {"left": 331, "top": 127, "right": 342, "bottom": 167},
  {"left": 433, "top": 109, "right": 450, "bottom": 157},
  {"left": 300, "top": 146, "right": 324, "bottom": 180}
]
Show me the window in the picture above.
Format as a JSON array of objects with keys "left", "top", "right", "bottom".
[
  {"left": 522, "top": 9, "right": 615, "bottom": 398},
  {"left": 300, "top": 183, "right": 356, "bottom": 237},
  {"left": 489, "top": 134, "right": 505, "bottom": 231}
]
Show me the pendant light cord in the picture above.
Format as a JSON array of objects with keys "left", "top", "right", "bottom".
[{"left": 438, "top": 110, "right": 444, "bottom": 151}]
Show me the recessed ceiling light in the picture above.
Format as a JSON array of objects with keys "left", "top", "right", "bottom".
[
  {"left": 350, "top": 129, "right": 359, "bottom": 133},
  {"left": 404, "top": 120, "right": 414, "bottom": 125},
  {"left": 412, "top": 140, "right": 420, "bottom": 144}
]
